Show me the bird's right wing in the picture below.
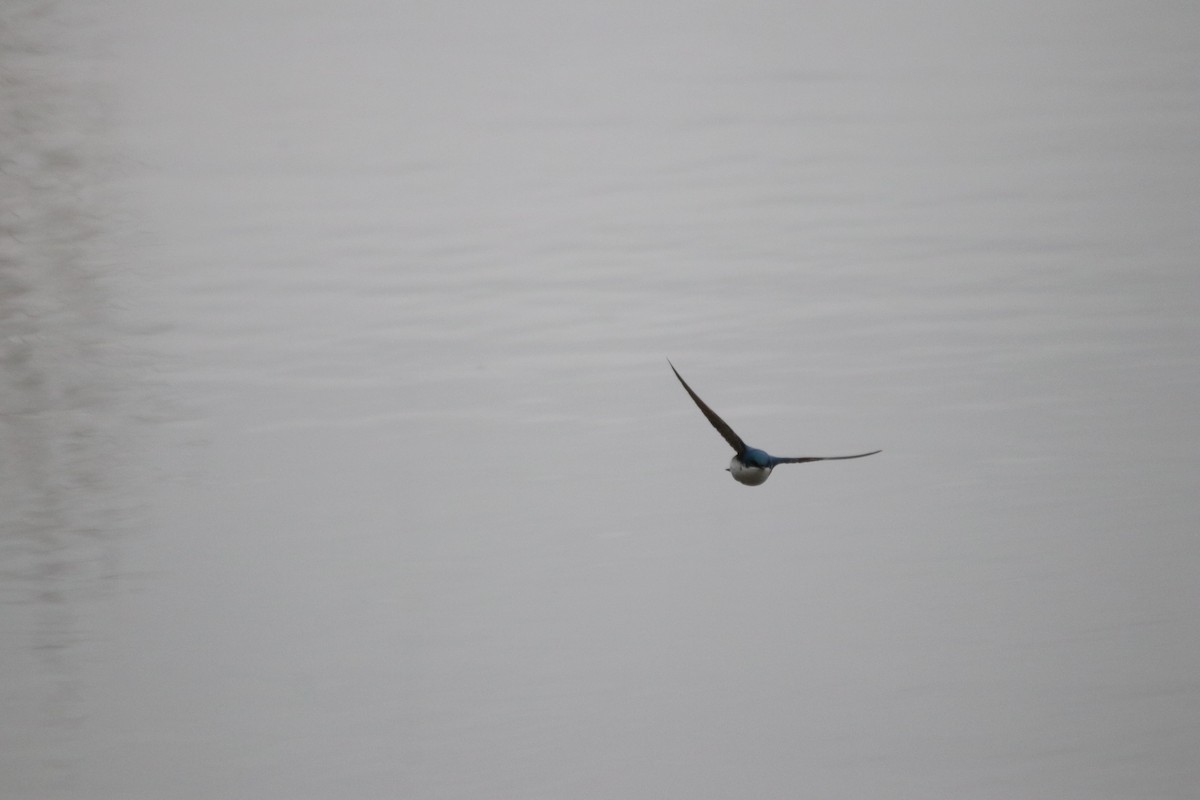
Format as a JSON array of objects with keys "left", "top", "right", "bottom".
[
  {"left": 772, "top": 450, "right": 881, "bottom": 464},
  {"left": 668, "top": 360, "right": 747, "bottom": 456}
]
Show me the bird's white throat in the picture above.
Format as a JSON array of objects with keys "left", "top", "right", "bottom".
[{"left": 729, "top": 457, "right": 772, "bottom": 486}]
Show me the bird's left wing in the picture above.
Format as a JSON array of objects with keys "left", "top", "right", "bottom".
[{"left": 668, "top": 360, "right": 747, "bottom": 456}]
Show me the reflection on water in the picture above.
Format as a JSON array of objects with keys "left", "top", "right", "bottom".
[{"left": 0, "top": 2, "right": 127, "bottom": 791}]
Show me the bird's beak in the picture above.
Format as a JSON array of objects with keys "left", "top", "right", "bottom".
[{"left": 725, "top": 467, "right": 731, "bottom": 471}]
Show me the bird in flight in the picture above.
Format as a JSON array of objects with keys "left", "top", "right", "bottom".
[{"left": 668, "top": 360, "right": 880, "bottom": 486}]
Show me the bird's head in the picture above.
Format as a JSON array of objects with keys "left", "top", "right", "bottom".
[{"left": 741, "top": 448, "right": 773, "bottom": 468}]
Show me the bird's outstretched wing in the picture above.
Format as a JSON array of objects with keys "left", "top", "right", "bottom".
[
  {"left": 772, "top": 450, "right": 882, "bottom": 464},
  {"left": 668, "top": 360, "right": 747, "bottom": 456}
]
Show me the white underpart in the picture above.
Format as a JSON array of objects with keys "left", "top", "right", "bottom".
[{"left": 729, "top": 456, "right": 772, "bottom": 486}]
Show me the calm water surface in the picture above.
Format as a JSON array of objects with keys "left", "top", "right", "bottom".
[{"left": 3, "top": 1, "right": 1199, "bottom": 797}]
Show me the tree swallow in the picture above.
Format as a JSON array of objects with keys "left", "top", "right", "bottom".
[{"left": 669, "top": 360, "right": 881, "bottom": 486}]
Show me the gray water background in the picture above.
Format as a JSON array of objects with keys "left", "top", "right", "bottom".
[{"left": 2, "top": 1, "right": 1198, "bottom": 797}]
